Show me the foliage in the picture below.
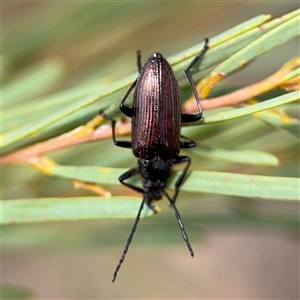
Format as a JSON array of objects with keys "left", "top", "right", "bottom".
[{"left": 1, "top": 10, "right": 299, "bottom": 225}]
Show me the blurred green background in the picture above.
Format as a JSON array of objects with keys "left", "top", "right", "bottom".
[{"left": 2, "top": 1, "right": 299, "bottom": 299}]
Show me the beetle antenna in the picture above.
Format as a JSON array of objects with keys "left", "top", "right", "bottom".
[
  {"left": 112, "top": 196, "right": 146, "bottom": 282},
  {"left": 164, "top": 191, "right": 194, "bottom": 257},
  {"left": 171, "top": 202, "right": 194, "bottom": 257}
]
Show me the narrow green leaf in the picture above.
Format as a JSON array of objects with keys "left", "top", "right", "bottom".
[
  {"left": 1, "top": 197, "right": 154, "bottom": 225},
  {"left": 1, "top": 74, "right": 135, "bottom": 148},
  {"left": 2, "top": 170, "right": 298, "bottom": 225},
  {"left": 202, "top": 91, "right": 299, "bottom": 123},
  {"left": 182, "top": 171, "right": 299, "bottom": 200},
  {"left": 49, "top": 165, "right": 300, "bottom": 201},
  {"left": 211, "top": 11, "right": 300, "bottom": 76},
  {"left": 2, "top": 10, "right": 298, "bottom": 148},
  {"left": 1, "top": 78, "right": 110, "bottom": 133},
  {"left": 170, "top": 14, "right": 271, "bottom": 66},
  {"left": 191, "top": 145, "right": 279, "bottom": 166},
  {"left": 172, "top": 9, "right": 299, "bottom": 77},
  {"left": 284, "top": 64, "right": 300, "bottom": 81},
  {"left": 254, "top": 107, "right": 300, "bottom": 139},
  {"left": 2, "top": 57, "right": 66, "bottom": 109}
]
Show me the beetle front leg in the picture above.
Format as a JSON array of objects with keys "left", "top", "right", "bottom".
[
  {"left": 118, "top": 167, "right": 144, "bottom": 194},
  {"left": 181, "top": 38, "right": 209, "bottom": 123},
  {"left": 119, "top": 79, "right": 138, "bottom": 117}
]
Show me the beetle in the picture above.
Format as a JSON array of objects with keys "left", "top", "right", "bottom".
[{"left": 101, "top": 38, "right": 209, "bottom": 281}]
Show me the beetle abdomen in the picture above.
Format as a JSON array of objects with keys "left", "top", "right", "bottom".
[{"left": 132, "top": 53, "right": 181, "bottom": 160}]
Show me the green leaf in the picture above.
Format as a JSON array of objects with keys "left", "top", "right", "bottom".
[
  {"left": 48, "top": 165, "right": 299, "bottom": 201},
  {"left": 172, "top": 9, "right": 299, "bottom": 77},
  {"left": 1, "top": 197, "right": 154, "bottom": 225},
  {"left": 2, "top": 168, "right": 298, "bottom": 224},
  {"left": 2, "top": 9, "right": 299, "bottom": 228},
  {"left": 1, "top": 78, "right": 110, "bottom": 133},
  {"left": 210, "top": 10, "right": 300, "bottom": 76},
  {"left": 191, "top": 145, "right": 279, "bottom": 166},
  {"left": 254, "top": 106, "right": 300, "bottom": 139},
  {"left": 202, "top": 91, "right": 299, "bottom": 124},
  {"left": 2, "top": 57, "right": 66, "bottom": 109},
  {"left": 170, "top": 13, "right": 272, "bottom": 67},
  {"left": 1, "top": 75, "right": 135, "bottom": 148},
  {"left": 182, "top": 171, "right": 299, "bottom": 200},
  {"left": 2, "top": 10, "right": 299, "bottom": 149}
]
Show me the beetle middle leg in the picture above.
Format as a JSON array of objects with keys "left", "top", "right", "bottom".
[
  {"left": 179, "top": 135, "right": 196, "bottom": 148},
  {"left": 100, "top": 112, "right": 132, "bottom": 149}
]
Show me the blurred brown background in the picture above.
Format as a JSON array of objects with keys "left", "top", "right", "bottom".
[{"left": 2, "top": 1, "right": 299, "bottom": 299}]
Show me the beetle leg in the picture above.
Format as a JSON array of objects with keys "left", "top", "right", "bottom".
[
  {"left": 136, "top": 50, "right": 142, "bottom": 73},
  {"left": 100, "top": 112, "right": 132, "bottom": 149},
  {"left": 118, "top": 167, "right": 144, "bottom": 194},
  {"left": 179, "top": 135, "right": 196, "bottom": 148},
  {"left": 119, "top": 79, "right": 138, "bottom": 117},
  {"left": 171, "top": 156, "right": 191, "bottom": 203},
  {"left": 181, "top": 38, "right": 209, "bottom": 123}
]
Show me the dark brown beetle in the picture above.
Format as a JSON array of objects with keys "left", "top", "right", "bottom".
[{"left": 102, "top": 38, "right": 209, "bottom": 281}]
